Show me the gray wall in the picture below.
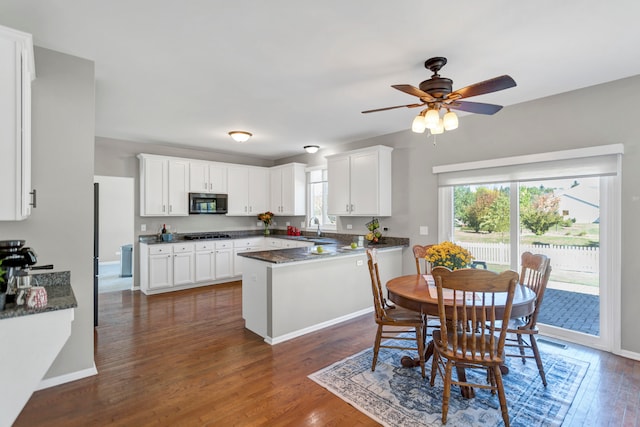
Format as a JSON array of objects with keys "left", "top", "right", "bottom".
[{"left": 0, "top": 47, "right": 95, "bottom": 378}]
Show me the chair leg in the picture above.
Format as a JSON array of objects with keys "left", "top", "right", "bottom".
[
  {"left": 493, "top": 365, "right": 510, "bottom": 427},
  {"left": 517, "top": 333, "right": 526, "bottom": 363},
  {"left": 442, "top": 360, "right": 453, "bottom": 424},
  {"left": 371, "top": 324, "right": 383, "bottom": 372},
  {"left": 415, "top": 326, "right": 426, "bottom": 378},
  {"left": 430, "top": 351, "right": 438, "bottom": 386},
  {"left": 529, "top": 335, "right": 547, "bottom": 387}
]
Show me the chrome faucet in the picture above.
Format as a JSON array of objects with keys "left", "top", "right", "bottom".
[{"left": 310, "top": 216, "right": 321, "bottom": 237}]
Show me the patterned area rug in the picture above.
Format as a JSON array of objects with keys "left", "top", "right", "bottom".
[{"left": 309, "top": 337, "right": 588, "bottom": 427}]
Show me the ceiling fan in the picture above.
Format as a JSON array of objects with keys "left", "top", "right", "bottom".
[{"left": 362, "top": 57, "right": 516, "bottom": 134}]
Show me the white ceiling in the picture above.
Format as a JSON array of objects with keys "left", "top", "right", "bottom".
[{"left": 2, "top": 1, "right": 640, "bottom": 160}]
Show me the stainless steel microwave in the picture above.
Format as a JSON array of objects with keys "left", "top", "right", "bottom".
[{"left": 188, "top": 193, "right": 228, "bottom": 214}]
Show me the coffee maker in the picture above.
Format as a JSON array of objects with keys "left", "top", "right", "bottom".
[{"left": 0, "top": 240, "right": 52, "bottom": 305}]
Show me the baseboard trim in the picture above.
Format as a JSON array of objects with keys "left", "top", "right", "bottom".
[
  {"left": 36, "top": 364, "right": 98, "bottom": 390},
  {"left": 615, "top": 349, "right": 640, "bottom": 361},
  {"left": 265, "top": 307, "right": 373, "bottom": 345}
]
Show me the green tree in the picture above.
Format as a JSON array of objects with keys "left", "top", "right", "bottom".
[
  {"left": 454, "top": 186, "right": 474, "bottom": 225},
  {"left": 465, "top": 187, "right": 499, "bottom": 232},
  {"left": 481, "top": 191, "right": 510, "bottom": 235},
  {"left": 521, "top": 193, "right": 563, "bottom": 235}
]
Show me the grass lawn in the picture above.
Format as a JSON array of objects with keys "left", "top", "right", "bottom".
[{"left": 455, "top": 222, "right": 600, "bottom": 287}]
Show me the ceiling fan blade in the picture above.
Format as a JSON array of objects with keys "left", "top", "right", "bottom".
[
  {"left": 391, "top": 84, "right": 437, "bottom": 102},
  {"left": 362, "top": 103, "right": 425, "bottom": 114},
  {"left": 450, "top": 75, "right": 516, "bottom": 100},
  {"left": 446, "top": 100, "right": 503, "bottom": 115}
]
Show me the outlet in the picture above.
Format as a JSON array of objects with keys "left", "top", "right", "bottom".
[
  {"left": 356, "top": 259, "right": 364, "bottom": 266},
  {"left": 346, "top": 224, "right": 352, "bottom": 230},
  {"left": 419, "top": 226, "right": 429, "bottom": 235},
  {"left": 286, "top": 221, "right": 290, "bottom": 226},
  {"left": 301, "top": 221, "right": 305, "bottom": 229},
  {"left": 141, "top": 224, "right": 146, "bottom": 232},
  {"left": 257, "top": 221, "right": 262, "bottom": 227}
]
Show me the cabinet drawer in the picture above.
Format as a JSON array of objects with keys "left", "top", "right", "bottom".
[
  {"left": 234, "top": 238, "right": 263, "bottom": 249},
  {"left": 195, "top": 241, "right": 215, "bottom": 251},
  {"left": 172, "top": 243, "right": 195, "bottom": 253},
  {"left": 149, "top": 245, "right": 172, "bottom": 255},
  {"left": 215, "top": 240, "right": 233, "bottom": 249}
]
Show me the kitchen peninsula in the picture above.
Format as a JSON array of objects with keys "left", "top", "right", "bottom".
[{"left": 238, "top": 239, "right": 407, "bottom": 344}]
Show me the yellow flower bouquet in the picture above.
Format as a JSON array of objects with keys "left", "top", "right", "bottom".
[{"left": 425, "top": 241, "right": 474, "bottom": 270}]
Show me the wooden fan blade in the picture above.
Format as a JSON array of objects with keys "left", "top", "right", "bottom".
[
  {"left": 449, "top": 75, "right": 516, "bottom": 100},
  {"left": 361, "top": 103, "right": 425, "bottom": 114},
  {"left": 446, "top": 100, "right": 503, "bottom": 115},
  {"left": 391, "top": 84, "right": 437, "bottom": 102}
]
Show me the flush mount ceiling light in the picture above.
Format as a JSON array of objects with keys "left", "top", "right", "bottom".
[
  {"left": 304, "top": 145, "right": 320, "bottom": 154},
  {"left": 228, "top": 131, "right": 252, "bottom": 143}
]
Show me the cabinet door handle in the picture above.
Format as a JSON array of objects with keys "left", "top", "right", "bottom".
[
  {"left": 169, "top": 204, "right": 172, "bottom": 213},
  {"left": 29, "top": 189, "right": 37, "bottom": 208},
  {"left": 350, "top": 204, "right": 354, "bottom": 212},
  {"left": 163, "top": 205, "right": 166, "bottom": 212},
  {"left": 346, "top": 204, "right": 349, "bottom": 212}
]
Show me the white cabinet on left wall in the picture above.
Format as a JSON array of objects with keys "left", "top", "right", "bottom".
[
  {"left": 189, "top": 161, "right": 227, "bottom": 193},
  {"left": 0, "top": 25, "right": 35, "bottom": 221},
  {"left": 138, "top": 154, "right": 189, "bottom": 216}
]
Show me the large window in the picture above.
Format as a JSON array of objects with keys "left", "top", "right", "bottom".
[
  {"left": 307, "top": 168, "right": 336, "bottom": 230},
  {"left": 435, "top": 145, "right": 622, "bottom": 351}
]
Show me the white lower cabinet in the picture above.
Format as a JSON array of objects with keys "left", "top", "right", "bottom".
[
  {"left": 194, "top": 241, "right": 215, "bottom": 282},
  {"left": 233, "top": 237, "right": 264, "bottom": 276},
  {"left": 147, "top": 245, "right": 173, "bottom": 290},
  {"left": 172, "top": 243, "right": 195, "bottom": 286},
  {"left": 215, "top": 241, "right": 233, "bottom": 279}
]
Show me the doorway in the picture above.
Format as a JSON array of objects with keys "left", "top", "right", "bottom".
[{"left": 94, "top": 176, "right": 134, "bottom": 293}]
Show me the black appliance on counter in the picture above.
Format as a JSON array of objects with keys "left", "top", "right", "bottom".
[
  {"left": 188, "top": 193, "right": 228, "bottom": 214},
  {"left": 0, "top": 240, "right": 53, "bottom": 302}
]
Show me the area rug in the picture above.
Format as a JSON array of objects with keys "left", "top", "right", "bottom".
[{"left": 309, "top": 337, "right": 589, "bottom": 427}]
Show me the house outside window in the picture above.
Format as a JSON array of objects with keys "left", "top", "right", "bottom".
[{"left": 307, "top": 168, "right": 336, "bottom": 230}]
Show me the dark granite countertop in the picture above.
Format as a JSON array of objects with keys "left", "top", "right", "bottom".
[
  {"left": 0, "top": 271, "right": 77, "bottom": 320},
  {"left": 237, "top": 240, "right": 407, "bottom": 264}
]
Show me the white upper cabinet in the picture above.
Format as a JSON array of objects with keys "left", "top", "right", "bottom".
[
  {"left": 0, "top": 25, "right": 35, "bottom": 221},
  {"left": 189, "top": 161, "right": 227, "bottom": 194},
  {"left": 326, "top": 145, "right": 393, "bottom": 217},
  {"left": 138, "top": 154, "right": 189, "bottom": 216},
  {"left": 227, "top": 165, "right": 268, "bottom": 216},
  {"left": 269, "top": 163, "right": 306, "bottom": 216}
]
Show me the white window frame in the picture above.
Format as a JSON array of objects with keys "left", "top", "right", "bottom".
[
  {"left": 435, "top": 144, "right": 623, "bottom": 353},
  {"left": 306, "top": 165, "right": 336, "bottom": 232}
]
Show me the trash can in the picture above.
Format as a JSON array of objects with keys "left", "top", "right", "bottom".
[{"left": 120, "top": 244, "right": 133, "bottom": 277}]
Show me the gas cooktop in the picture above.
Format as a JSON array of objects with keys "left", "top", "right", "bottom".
[{"left": 183, "top": 233, "right": 232, "bottom": 240}]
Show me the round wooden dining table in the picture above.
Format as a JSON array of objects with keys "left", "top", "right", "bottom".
[{"left": 386, "top": 274, "right": 537, "bottom": 398}]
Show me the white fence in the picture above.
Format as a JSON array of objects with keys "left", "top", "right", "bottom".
[{"left": 458, "top": 242, "right": 599, "bottom": 273}]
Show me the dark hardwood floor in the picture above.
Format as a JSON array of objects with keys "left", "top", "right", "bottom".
[{"left": 15, "top": 282, "right": 640, "bottom": 426}]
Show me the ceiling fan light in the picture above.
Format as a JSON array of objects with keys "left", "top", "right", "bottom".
[
  {"left": 304, "top": 145, "right": 319, "bottom": 154},
  {"left": 411, "top": 114, "right": 426, "bottom": 133},
  {"left": 443, "top": 110, "right": 458, "bottom": 130},
  {"left": 431, "top": 118, "right": 444, "bottom": 135},
  {"left": 228, "top": 131, "right": 252, "bottom": 143},
  {"left": 424, "top": 108, "right": 440, "bottom": 129}
]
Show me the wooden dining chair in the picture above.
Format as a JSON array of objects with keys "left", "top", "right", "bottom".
[
  {"left": 499, "top": 252, "right": 552, "bottom": 386},
  {"left": 412, "top": 244, "right": 433, "bottom": 275},
  {"left": 366, "top": 248, "right": 427, "bottom": 378},
  {"left": 429, "top": 266, "right": 518, "bottom": 427},
  {"left": 412, "top": 244, "right": 439, "bottom": 335}
]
